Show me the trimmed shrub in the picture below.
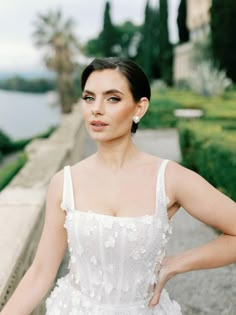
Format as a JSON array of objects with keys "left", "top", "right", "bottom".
[
  {"left": 147, "top": 87, "right": 236, "bottom": 128},
  {"left": 0, "top": 125, "right": 57, "bottom": 190},
  {"left": 0, "top": 151, "right": 28, "bottom": 190},
  {"left": 2, "top": 125, "right": 57, "bottom": 153},
  {"left": 178, "top": 121, "right": 236, "bottom": 200},
  {"left": 140, "top": 98, "right": 183, "bottom": 129},
  {"left": 189, "top": 61, "right": 232, "bottom": 97},
  {"left": 0, "top": 129, "right": 11, "bottom": 152}
]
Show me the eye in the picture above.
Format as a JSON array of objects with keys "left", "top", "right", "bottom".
[
  {"left": 108, "top": 96, "right": 121, "bottom": 103},
  {"left": 82, "top": 95, "right": 94, "bottom": 102}
]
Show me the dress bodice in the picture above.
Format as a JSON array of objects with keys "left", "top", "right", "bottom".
[{"left": 45, "top": 159, "right": 182, "bottom": 314}]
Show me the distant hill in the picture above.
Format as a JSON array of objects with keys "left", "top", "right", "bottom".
[
  {"left": 0, "top": 69, "right": 55, "bottom": 80},
  {"left": 0, "top": 75, "right": 56, "bottom": 93}
]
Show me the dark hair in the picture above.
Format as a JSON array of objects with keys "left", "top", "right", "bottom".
[{"left": 81, "top": 57, "right": 151, "bottom": 134}]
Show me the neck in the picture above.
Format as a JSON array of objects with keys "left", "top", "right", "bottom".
[{"left": 95, "top": 135, "right": 140, "bottom": 172}]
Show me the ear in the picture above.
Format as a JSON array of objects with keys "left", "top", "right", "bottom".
[{"left": 134, "top": 97, "right": 149, "bottom": 119}]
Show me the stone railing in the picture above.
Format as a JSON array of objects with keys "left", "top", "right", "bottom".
[
  {"left": 174, "top": 108, "right": 203, "bottom": 119},
  {"left": 0, "top": 103, "right": 86, "bottom": 314}
]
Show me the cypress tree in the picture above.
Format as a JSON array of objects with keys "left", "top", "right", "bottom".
[
  {"left": 136, "top": 1, "right": 160, "bottom": 80},
  {"left": 143, "top": 1, "right": 153, "bottom": 78},
  {"left": 210, "top": 0, "right": 236, "bottom": 82},
  {"left": 149, "top": 5, "right": 161, "bottom": 79},
  {"left": 177, "top": 0, "right": 189, "bottom": 43},
  {"left": 100, "top": 1, "right": 117, "bottom": 57},
  {"left": 159, "top": 0, "right": 173, "bottom": 84},
  {"left": 116, "top": 21, "right": 141, "bottom": 59},
  {"left": 136, "top": 0, "right": 152, "bottom": 78}
]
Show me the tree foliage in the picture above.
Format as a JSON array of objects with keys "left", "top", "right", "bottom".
[
  {"left": 100, "top": 1, "right": 118, "bottom": 56},
  {"left": 116, "top": 21, "right": 141, "bottom": 59},
  {"left": 32, "top": 9, "right": 80, "bottom": 113},
  {"left": 210, "top": 0, "right": 236, "bottom": 82},
  {"left": 177, "top": 0, "right": 189, "bottom": 43},
  {"left": 85, "top": 20, "right": 141, "bottom": 59},
  {"left": 149, "top": 6, "right": 161, "bottom": 79},
  {"left": 136, "top": 1, "right": 160, "bottom": 80},
  {"left": 159, "top": 0, "right": 173, "bottom": 84},
  {"left": 85, "top": 37, "right": 103, "bottom": 57},
  {"left": 137, "top": 1, "right": 153, "bottom": 78},
  {"left": 84, "top": 0, "right": 173, "bottom": 83}
]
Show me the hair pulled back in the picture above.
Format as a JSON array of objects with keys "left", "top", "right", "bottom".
[{"left": 81, "top": 57, "right": 151, "bottom": 133}]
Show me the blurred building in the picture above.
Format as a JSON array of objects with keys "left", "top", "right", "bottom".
[
  {"left": 174, "top": 0, "right": 212, "bottom": 82},
  {"left": 187, "top": 0, "right": 211, "bottom": 40}
]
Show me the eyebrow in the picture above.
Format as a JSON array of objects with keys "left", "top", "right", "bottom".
[{"left": 83, "top": 89, "right": 124, "bottom": 96}]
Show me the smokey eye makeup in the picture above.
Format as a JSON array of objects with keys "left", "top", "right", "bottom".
[
  {"left": 108, "top": 96, "right": 121, "bottom": 103},
  {"left": 82, "top": 95, "right": 94, "bottom": 102}
]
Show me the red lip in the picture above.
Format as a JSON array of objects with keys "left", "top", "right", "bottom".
[{"left": 90, "top": 120, "right": 108, "bottom": 126}]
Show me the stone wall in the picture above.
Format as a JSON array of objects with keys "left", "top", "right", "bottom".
[
  {"left": 173, "top": 0, "right": 212, "bottom": 82},
  {"left": 0, "top": 103, "right": 86, "bottom": 314},
  {"left": 173, "top": 42, "right": 193, "bottom": 83}
]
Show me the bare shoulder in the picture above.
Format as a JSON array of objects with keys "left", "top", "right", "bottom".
[
  {"left": 46, "top": 168, "right": 64, "bottom": 207},
  {"left": 50, "top": 165, "right": 66, "bottom": 188},
  {"left": 165, "top": 159, "right": 214, "bottom": 195},
  {"left": 165, "top": 159, "right": 208, "bottom": 199},
  {"left": 47, "top": 157, "right": 94, "bottom": 203},
  {"left": 165, "top": 160, "right": 236, "bottom": 233},
  {"left": 70, "top": 154, "right": 96, "bottom": 174},
  {"left": 50, "top": 155, "right": 95, "bottom": 187},
  {"left": 166, "top": 159, "right": 207, "bottom": 179}
]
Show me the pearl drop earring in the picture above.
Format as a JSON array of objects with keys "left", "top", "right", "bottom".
[{"left": 133, "top": 115, "right": 140, "bottom": 124}]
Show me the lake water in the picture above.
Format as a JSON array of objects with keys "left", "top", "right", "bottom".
[{"left": 0, "top": 89, "right": 61, "bottom": 141}]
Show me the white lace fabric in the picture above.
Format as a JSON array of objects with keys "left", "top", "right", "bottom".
[{"left": 45, "top": 159, "right": 182, "bottom": 314}]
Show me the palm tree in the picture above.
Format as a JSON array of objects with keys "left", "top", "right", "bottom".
[{"left": 33, "top": 9, "right": 80, "bottom": 113}]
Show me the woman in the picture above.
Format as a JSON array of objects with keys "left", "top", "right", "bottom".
[{"left": 1, "top": 57, "right": 236, "bottom": 315}]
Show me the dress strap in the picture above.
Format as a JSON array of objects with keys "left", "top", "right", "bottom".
[
  {"left": 60, "top": 165, "right": 75, "bottom": 211},
  {"left": 155, "top": 159, "right": 170, "bottom": 216}
]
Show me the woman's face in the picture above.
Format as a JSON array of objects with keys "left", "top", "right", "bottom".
[{"left": 81, "top": 69, "right": 144, "bottom": 142}]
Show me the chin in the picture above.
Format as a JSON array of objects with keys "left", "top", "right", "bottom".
[
  {"left": 87, "top": 129, "right": 109, "bottom": 141},
  {"left": 89, "top": 134, "right": 115, "bottom": 143},
  {"left": 88, "top": 130, "right": 127, "bottom": 143}
]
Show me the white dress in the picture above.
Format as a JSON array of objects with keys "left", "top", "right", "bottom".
[{"left": 45, "top": 159, "right": 182, "bottom": 314}]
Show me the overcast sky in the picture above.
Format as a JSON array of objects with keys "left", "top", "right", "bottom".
[{"left": 0, "top": 0, "right": 180, "bottom": 73}]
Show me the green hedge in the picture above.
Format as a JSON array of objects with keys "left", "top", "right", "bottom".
[
  {"left": 0, "top": 151, "right": 28, "bottom": 190},
  {"left": 178, "top": 121, "right": 236, "bottom": 200},
  {"left": 147, "top": 88, "right": 236, "bottom": 200},
  {"left": 140, "top": 99, "right": 183, "bottom": 129},
  {"left": 0, "top": 125, "right": 57, "bottom": 190},
  {"left": 1, "top": 125, "right": 57, "bottom": 153},
  {"left": 146, "top": 88, "right": 236, "bottom": 128},
  {"left": 0, "top": 129, "right": 11, "bottom": 153}
]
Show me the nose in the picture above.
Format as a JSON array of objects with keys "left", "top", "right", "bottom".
[{"left": 91, "top": 98, "right": 104, "bottom": 116}]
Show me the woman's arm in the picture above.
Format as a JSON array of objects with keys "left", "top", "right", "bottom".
[
  {"left": 0, "top": 170, "right": 67, "bottom": 315},
  {"left": 149, "top": 161, "right": 236, "bottom": 307}
]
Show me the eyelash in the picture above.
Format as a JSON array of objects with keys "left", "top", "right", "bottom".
[
  {"left": 82, "top": 96, "right": 94, "bottom": 102},
  {"left": 109, "top": 96, "right": 121, "bottom": 103},
  {"left": 82, "top": 96, "right": 121, "bottom": 103}
]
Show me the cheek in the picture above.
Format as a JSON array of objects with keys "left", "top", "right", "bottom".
[
  {"left": 81, "top": 103, "right": 89, "bottom": 119},
  {"left": 112, "top": 105, "right": 134, "bottom": 124}
]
